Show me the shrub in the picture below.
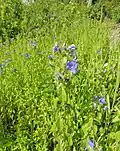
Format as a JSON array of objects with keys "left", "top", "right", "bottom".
[
  {"left": 87, "top": 2, "right": 106, "bottom": 21},
  {"left": 0, "top": 0, "right": 25, "bottom": 42},
  {"left": 87, "top": 0, "right": 120, "bottom": 22}
]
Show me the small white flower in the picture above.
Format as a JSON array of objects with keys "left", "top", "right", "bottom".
[{"left": 104, "top": 63, "right": 108, "bottom": 67}]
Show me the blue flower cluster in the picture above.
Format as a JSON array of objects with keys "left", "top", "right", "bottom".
[
  {"left": 53, "top": 42, "right": 61, "bottom": 53},
  {"left": 49, "top": 42, "right": 80, "bottom": 81},
  {"left": 31, "top": 41, "right": 37, "bottom": 48},
  {"left": 52, "top": 42, "right": 77, "bottom": 56},
  {"left": 0, "top": 58, "right": 12, "bottom": 75},
  {"left": 69, "top": 44, "right": 77, "bottom": 57},
  {"left": 93, "top": 96, "right": 107, "bottom": 111}
]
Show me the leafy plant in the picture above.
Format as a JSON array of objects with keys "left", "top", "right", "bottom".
[{"left": 0, "top": 0, "right": 25, "bottom": 42}]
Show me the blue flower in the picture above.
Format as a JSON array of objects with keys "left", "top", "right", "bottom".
[
  {"left": 88, "top": 139, "right": 95, "bottom": 149},
  {"left": 56, "top": 73, "right": 62, "bottom": 80},
  {"left": 53, "top": 42, "right": 60, "bottom": 52},
  {"left": 0, "top": 64, "right": 4, "bottom": 68},
  {"left": 48, "top": 55, "right": 53, "bottom": 60},
  {"left": 71, "top": 50, "right": 76, "bottom": 57},
  {"left": 99, "top": 97, "right": 106, "bottom": 104},
  {"left": 69, "top": 44, "right": 77, "bottom": 57},
  {"left": 32, "top": 41, "right": 37, "bottom": 47},
  {"left": 24, "top": 53, "right": 31, "bottom": 58},
  {"left": 67, "top": 60, "right": 78, "bottom": 74},
  {"left": 69, "top": 44, "right": 76, "bottom": 51},
  {"left": 53, "top": 45, "right": 60, "bottom": 52}
]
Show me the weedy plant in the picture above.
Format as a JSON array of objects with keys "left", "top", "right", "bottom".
[{"left": 0, "top": 0, "right": 120, "bottom": 150}]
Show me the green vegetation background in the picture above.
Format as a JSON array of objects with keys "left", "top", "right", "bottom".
[{"left": 0, "top": 0, "right": 120, "bottom": 150}]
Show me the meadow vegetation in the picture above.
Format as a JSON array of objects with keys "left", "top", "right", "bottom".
[{"left": 0, "top": 0, "right": 120, "bottom": 150}]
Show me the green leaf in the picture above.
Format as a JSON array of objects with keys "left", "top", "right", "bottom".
[
  {"left": 112, "top": 116, "right": 120, "bottom": 123},
  {"left": 62, "top": 86, "right": 66, "bottom": 102},
  {"left": 115, "top": 131, "right": 120, "bottom": 142}
]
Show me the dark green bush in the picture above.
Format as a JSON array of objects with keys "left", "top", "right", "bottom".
[
  {"left": 87, "top": 0, "right": 120, "bottom": 22},
  {"left": 111, "top": 5, "right": 120, "bottom": 23},
  {"left": 87, "top": 2, "right": 106, "bottom": 21},
  {"left": 0, "top": 0, "right": 25, "bottom": 42}
]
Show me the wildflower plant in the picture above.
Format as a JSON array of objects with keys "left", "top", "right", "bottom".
[
  {"left": 49, "top": 42, "right": 79, "bottom": 83},
  {"left": 66, "top": 60, "right": 78, "bottom": 74},
  {"left": 0, "top": 2, "right": 119, "bottom": 150}
]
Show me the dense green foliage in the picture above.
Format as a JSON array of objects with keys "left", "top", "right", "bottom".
[
  {"left": 87, "top": 0, "right": 120, "bottom": 22},
  {"left": 0, "top": 0, "right": 120, "bottom": 150},
  {"left": 0, "top": 0, "right": 26, "bottom": 42},
  {"left": 1, "top": 0, "right": 120, "bottom": 42}
]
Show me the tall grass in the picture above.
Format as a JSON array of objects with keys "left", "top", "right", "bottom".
[{"left": 0, "top": 1, "right": 120, "bottom": 150}]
